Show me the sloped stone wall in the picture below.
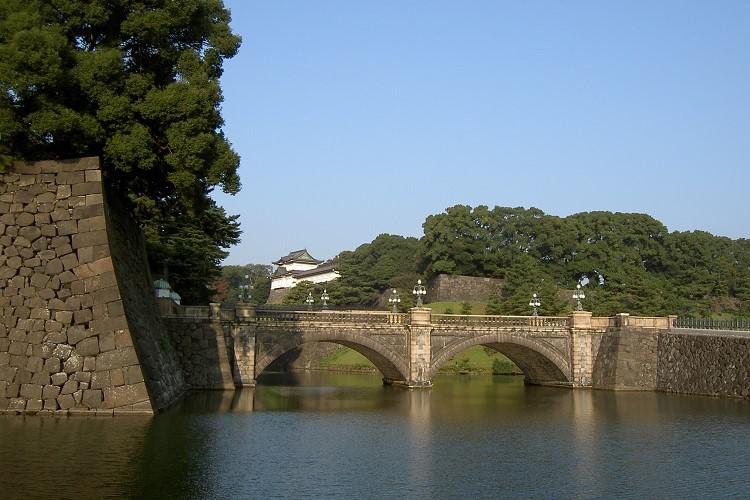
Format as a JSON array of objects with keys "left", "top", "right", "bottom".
[
  {"left": 425, "top": 274, "right": 504, "bottom": 303},
  {"left": 163, "top": 317, "right": 235, "bottom": 390},
  {"left": 657, "top": 330, "right": 750, "bottom": 399},
  {"left": 0, "top": 157, "right": 186, "bottom": 414}
]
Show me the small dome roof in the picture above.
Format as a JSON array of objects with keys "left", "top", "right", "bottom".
[{"left": 153, "top": 278, "right": 171, "bottom": 290}]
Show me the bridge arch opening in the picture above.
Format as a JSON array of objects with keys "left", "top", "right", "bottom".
[
  {"left": 254, "top": 333, "right": 410, "bottom": 385},
  {"left": 431, "top": 333, "right": 571, "bottom": 386}
]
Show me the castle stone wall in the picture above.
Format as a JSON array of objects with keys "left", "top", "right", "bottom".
[
  {"left": 425, "top": 274, "right": 504, "bottom": 303},
  {"left": 657, "top": 329, "right": 750, "bottom": 399},
  {"left": 0, "top": 158, "right": 186, "bottom": 414}
]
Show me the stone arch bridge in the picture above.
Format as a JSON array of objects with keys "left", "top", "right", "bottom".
[{"left": 163, "top": 304, "right": 679, "bottom": 389}]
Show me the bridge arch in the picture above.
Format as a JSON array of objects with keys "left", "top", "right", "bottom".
[
  {"left": 254, "top": 329, "right": 410, "bottom": 384},
  {"left": 430, "top": 332, "right": 572, "bottom": 385}
]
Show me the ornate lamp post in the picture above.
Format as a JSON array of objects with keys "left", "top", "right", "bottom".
[
  {"left": 412, "top": 279, "right": 426, "bottom": 307},
  {"left": 239, "top": 274, "right": 252, "bottom": 303},
  {"left": 529, "top": 293, "right": 541, "bottom": 316},
  {"left": 573, "top": 284, "right": 586, "bottom": 311},
  {"left": 320, "top": 289, "right": 329, "bottom": 309},
  {"left": 305, "top": 292, "right": 314, "bottom": 309},
  {"left": 388, "top": 288, "right": 401, "bottom": 313}
]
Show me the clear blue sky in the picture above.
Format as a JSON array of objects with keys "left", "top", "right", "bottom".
[{"left": 215, "top": 0, "right": 750, "bottom": 265}]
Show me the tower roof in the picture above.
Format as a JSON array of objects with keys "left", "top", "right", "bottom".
[{"left": 272, "top": 249, "right": 323, "bottom": 266}]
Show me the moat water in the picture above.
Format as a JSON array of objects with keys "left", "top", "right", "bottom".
[{"left": 1, "top": 372, "right": 749, "bottom": 499}]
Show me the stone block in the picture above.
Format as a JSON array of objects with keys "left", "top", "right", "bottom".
[
  {"left": 96, "top": 347, "right": 137, "bottom": 371},
  {"left": 31, "top": 372, "right": 49, "bottom": 385},
  {"left": 124, "top": 365, "right": 144, "bottom": 385},
  {"left": 71, "top": 230, "right": 107, "bottom": 249},
  {"left": 73, "top": 308, "right": 93, "bottom": 325},
  {"left": 44, "top": 357, "right": 61, "bottom": 373},
  {"left": 20, "top": 383, "right": 42, "bottom": 399},
  {"left": 42, "top": 384, "right": 60, "bottom": 399},
  {"left": 9, "top": 341, "right": 28, "bottom": 356},
  {"left": 91, "top": 370, "right": 111, "bottom": 389},
  {"left": 111, "top": 368, "right": 125, "bottom": 387},
  {"left": 71, "top": 182, "right": 101, "bottom": 196},
  {"left": 25, "top": 399, "right": 43, "bottom": 412},
  {"left": 60, "top": 252, "right": 78, "bottom": 270},
  {"left": 30, "top": 273, "right": 50, "bottom": 288},
  {"left": 104, "top": 382, "right": 148, "bottom": 408},
  {"left": 15, "top": 212, "right": 34, "bottom": 226},
  {"left": 44, "top": 399, "right": 58, "bottom": 410},
  {"left": 55, "top": 310, "right": 73, "bottom": 325},
  {"left": 13, "top": 368, "right": 32, "bottom": 384},
  {"left": 45, "top": 330, "right": 67, "bottom": 344},
  {"left": 93, "top": 286, "right": 120, "bottom": 306},
  {"left": 77, "top": 246, "right": 94, "bottom": 265},
  {"left": 57, "top": 393, "right": 75, "bottom": 409},
  {"left": 60, "top": 380, "right": 78, "bottom": 395},
  {"left": 99, "top": 331, "right": 115, "bottom": 352},
  {"left": 63, "top": 353, "right": 83, "bottom": 373},
  {"left": 51, "top": 372, "right": 67, "bottom": 385},
  {"left": 84, "top": 356, "right": 96, "bottom": 371},
  {"left": 72, "top": 204, "right": 103, "bottom": 220},
  {"left": 67, "top": 325, "right": 95, "bottom": 345},
  {"left": 52, "top": 344, "right": 72, "bottom": 361},
  {"left": 82, "top": 389, "right": 103, "bottom": 409},
  {"left": 18, "top": 226, "right": 41, "bottom": 241},
  {"left": 26, "top": 356, "right": 43, "bottom": 373},
  {"left": 76, "top": 336, "right": 99, "bottom": 356},
  {"left": 8, "top": 398, "right": 27, "bottom": 411}
]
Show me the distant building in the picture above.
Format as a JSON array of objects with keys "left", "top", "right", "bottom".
[{"left": 270, "top": 249, "right": 340, "bottom": 291}]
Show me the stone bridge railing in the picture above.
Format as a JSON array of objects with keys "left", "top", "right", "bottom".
[
  {"left": 432, "top": 314, "right": 570, "bottom": 328},
  {"left": 254, "top": 309, "right": 408, "bottom": 325}
]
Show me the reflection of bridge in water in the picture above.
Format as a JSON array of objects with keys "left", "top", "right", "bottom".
[{"left": 171, "top": 305, "right": 684, "bottom": 389}]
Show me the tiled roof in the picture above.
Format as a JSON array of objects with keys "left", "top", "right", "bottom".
[
  {"left": 272, "top": 248, "right": 323, "bottom": 266},
  {"left": 294, "top": 262, "right": 337, "bottom": 279}
]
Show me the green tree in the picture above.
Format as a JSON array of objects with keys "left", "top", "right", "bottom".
[
  {"left": 0, "top": 0, "right": 242, "bottom": 303},
  {"left": 214, "top": 264, "right": 272, "bottom": 306}
]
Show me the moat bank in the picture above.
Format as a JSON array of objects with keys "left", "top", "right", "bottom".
[{"left": 1, "top": 372, "right": 749, "bottom": 499}]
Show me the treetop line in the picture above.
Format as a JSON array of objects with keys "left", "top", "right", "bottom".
[{"left": 1, "top": 4, "right": 747, "bottom": 320}]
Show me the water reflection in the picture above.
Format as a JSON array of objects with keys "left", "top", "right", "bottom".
[
  {"left": 1, "top": 373, "right": 749, "bottom": 499},
  {"left": 0, "top": 415, "right": 151, "bottom": 500}
]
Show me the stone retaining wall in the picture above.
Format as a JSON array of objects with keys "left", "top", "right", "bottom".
[
  {"left": 163, "top": 317, "right": 235, "bottom": 390},
  {"left": 425, "top": 274, "right": 504, "bottom": 303},
  {"left": 0, "top": 158, "right": 186, "bottom": 414},
  {"left": 592, "top": 327, "right": 659, "bottom": 391},
  {"left": 657, "top": 329, "right": 750, "bottom": 399}
]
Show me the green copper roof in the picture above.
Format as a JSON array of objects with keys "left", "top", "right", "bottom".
[{"left": 153, "top": 278, "right": 171, "bottom": 290}]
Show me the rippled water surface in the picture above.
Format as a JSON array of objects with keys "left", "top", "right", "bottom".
[{"left": 2, "top": 372, "right": 750, "bottom": 499}]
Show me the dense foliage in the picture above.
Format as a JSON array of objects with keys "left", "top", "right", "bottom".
[
  {"left": 418, "top": 205, "right": 750, "bottom": 317},
  {"left": 282, "top": 234, "right": 420, "bottom": 309},
  {"left": 212, "top": 264, "right": 271, "bottom": 306},
  {"left": 0, "top": 0, "right": 242, "bottom": 303}
]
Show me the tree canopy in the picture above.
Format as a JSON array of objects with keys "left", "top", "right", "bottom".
[
  {"left": 232, "top": 205, "right": 748, "bottom": 319},
  {"left": 282, "top": 234, "right": 420, "bottom": 309},
  {"left": 418, "top": 205, "right": 750, "bottom": 317},
  {"left": 0, "top": 0, "right": 242, "bottom": 303}
]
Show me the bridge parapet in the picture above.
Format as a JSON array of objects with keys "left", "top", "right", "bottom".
[
  {"left": 255, "top": 309, "right": 408, "bottom": 325},
  {"left": 433, "top": 314, "right": 570, "bottom": 329}
]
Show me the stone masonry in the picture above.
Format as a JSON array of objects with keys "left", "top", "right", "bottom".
[
  {"left": 425, "top": 274, "right": 504, "bottom": 303},
  {"left": 0, "top": 158, "right": 186, "bottom": 415}
]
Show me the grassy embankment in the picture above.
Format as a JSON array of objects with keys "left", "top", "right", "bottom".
[{"left": 319, "top": 301, "right": 522, "bottom": 375}]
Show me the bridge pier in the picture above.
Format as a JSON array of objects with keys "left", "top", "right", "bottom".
[
  {"left": 569, "top": 310, "right": 595, "bottom": 387},
  {"left": 407, "top": 308, "right": 433, "bottom": 388},
  {"left": 232, "top": 305, "right": 257, "bottom": 387}
]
